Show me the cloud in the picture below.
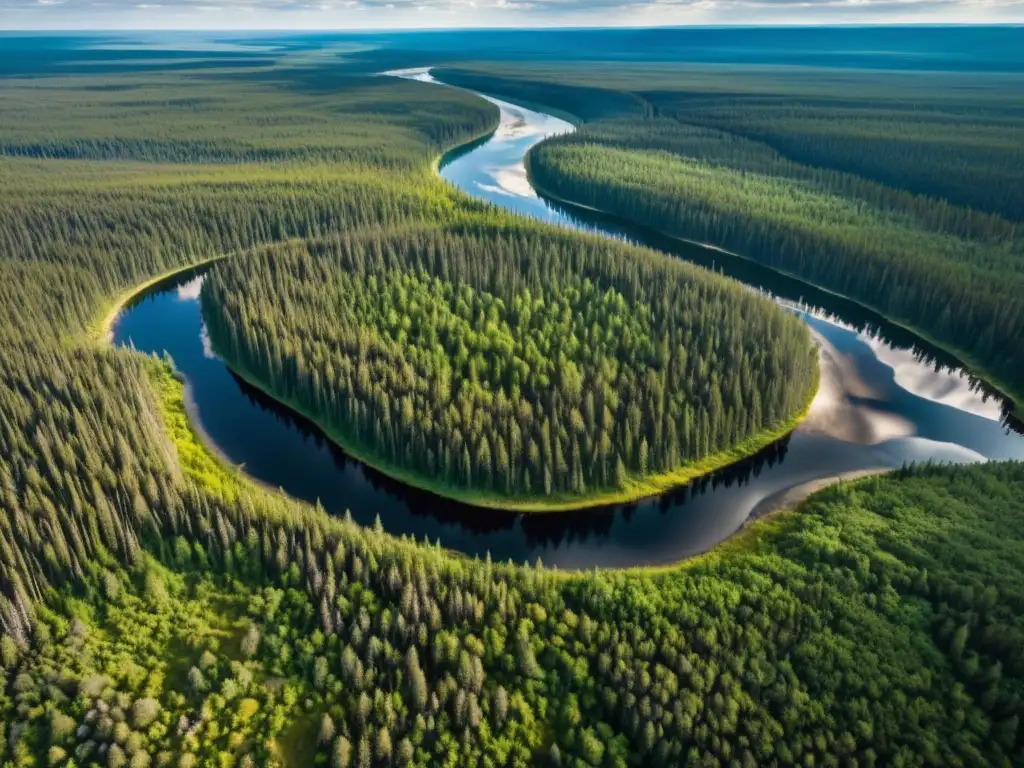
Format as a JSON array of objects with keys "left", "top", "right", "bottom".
[{"left": 1, "top": 0, "right": 1021, "bottom": 28}]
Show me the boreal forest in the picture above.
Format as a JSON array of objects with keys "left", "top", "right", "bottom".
[
  {"left": 1, "top": 28, "right": 1023, "bottom": 768},
  {"left": 439, "top": 63, "right": 1024, "bottom": 403},
  {"left": 200, "top": 225, "right": 816, "bottom": 508}
]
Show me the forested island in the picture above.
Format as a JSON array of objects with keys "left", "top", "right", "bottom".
[
  {"left": 1, "top": 29, "right": 1023, "bottom": 768},
  {"left": 200, "top": 223, "right": 816, "bottom": 509}
]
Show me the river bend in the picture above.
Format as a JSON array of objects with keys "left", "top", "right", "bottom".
[{"left": 112, "top": 70, "right": 1023, "bottom": 569}]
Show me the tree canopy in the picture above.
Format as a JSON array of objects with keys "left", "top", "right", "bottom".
[
  {"left": 0, "top": 37, "right": 1022, "bottom": 768},
  {"left": 444, "top": 62, "right": 1024, "bottom": 403},
  {"left": 202, "top": 222, "right": 816, "bottom": 507}
]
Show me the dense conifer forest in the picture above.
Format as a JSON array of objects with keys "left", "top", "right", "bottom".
[
  {"left": 1, "top": 35, "right": 1023, "bottom": 768},
  {"left": 439, "top": 64, "right": 1024, "bottom": 403},
  {"left": 440, "top": 64, "right": 1024, "bottom": 220},
  {"left": 201, "top": 224, "right": 815, "bottom": 507}
]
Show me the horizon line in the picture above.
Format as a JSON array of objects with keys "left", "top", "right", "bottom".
[{"left": 3, "top": 22, "right": 1024, "bottom": 33}]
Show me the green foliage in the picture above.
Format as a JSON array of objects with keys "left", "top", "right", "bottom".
[
  {"left": 529, "top": 134, "right": 1024, "bottom": 395},
  {"left": 1, "top": 39, "right": 1022, "bottom": 768},
  {"left": 457, "top": 62, "right": 1024, "bottom": 399},
  {"left": 201, "top": 223, "right": 815, "bottom": 506},
  {"left": 0, "top": 68, "right": 496, "bottom": 166},
  {"left": 5, "top": 456, "right": 1024, "bottom": 767}
]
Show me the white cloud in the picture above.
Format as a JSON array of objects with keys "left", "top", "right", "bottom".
[{"left": 2, "top": 0, "right": 1021, "bottom": 28}]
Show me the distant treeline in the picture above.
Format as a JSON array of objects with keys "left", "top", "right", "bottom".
[
  {"left": 202, "top": 222, "right": 816, "bottom": 504},
  {"left": 0, "top": 71, "right": 497, "bottom": 168},
  {"left": 435, "top": 68, "right": 648, "bottom": 122}
]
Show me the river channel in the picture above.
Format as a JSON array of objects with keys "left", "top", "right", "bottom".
[{"left": 112, "top": 70, "right": 1024, "bottom": 569}]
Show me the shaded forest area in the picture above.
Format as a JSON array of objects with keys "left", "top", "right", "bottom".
[
  {"left": 438, "top": 63, "right": 1024, "bottom": 402},
  {"left": 439, "top": 63, "right": 1024, "bottom": 221},
  {"left": 1, "top": 34, "right": 1023, "bottom": 768},
  {"left": 201, "top": 223, "right": 815, "bottom": 506}
]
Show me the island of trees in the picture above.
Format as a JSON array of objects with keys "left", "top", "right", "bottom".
[{"left": 201, "top": 222, "right": 817, "bottom": 509}]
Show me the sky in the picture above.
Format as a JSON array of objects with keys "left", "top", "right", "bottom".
[{"left": 2, "top": 0, "right": 1023, "bottom": 31}]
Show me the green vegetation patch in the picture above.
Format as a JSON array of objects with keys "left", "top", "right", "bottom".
[
  {"left": 3, "top": 38, "right": 1023, "bottom": 768},
  {"left": 7, "top": 457, "right": 1024, "bottom": 767},
  {"left": 528, "top": 126, "right": 1024, "bottom": 405},
  {"left": 202, "top": 222, "right": 817, "bottom": 509}
]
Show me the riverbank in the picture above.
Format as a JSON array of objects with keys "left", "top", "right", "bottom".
[
  {"left": 89, "top": 256, "right": 229, "bottom": 346},
  {"left": 523, "top": 153, "right": 1023, "bottom": 423},
  {"left": 210, "top": 341, "right": 819, "bottom": 513},
  {"left": 145, "top": 360, "right": 252, "bottom": 498},
  {"left": 745, "top": 468, "right": 892, "bottom": 526}
]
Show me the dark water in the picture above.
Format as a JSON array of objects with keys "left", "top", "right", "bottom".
[{"left": 113, "top": 73, "right": 1023, "bottom": 569}]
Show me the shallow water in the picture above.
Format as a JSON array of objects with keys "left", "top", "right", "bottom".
[{"left": 113, "top": 71, "right": 1023, "bottom": 569}]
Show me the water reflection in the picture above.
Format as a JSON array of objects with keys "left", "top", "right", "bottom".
[
  {"left": 226, "top": 341, "right": 796, "bottom": 544},
  {"left": 111, "top": 75, "right": 1022, "bottom": 569},
  {"left": 535, "top": 194, "right": 1022, "bottom": 433}
]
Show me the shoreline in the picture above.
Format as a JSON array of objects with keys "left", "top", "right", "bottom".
[
  {"left": 744, "top": 468, "right": 892, "bottom": 527},
  {"left": 522, "top": 154, "right": 1023, "bottom": 422},
  {"left": 180, "top": 378, "right": 287, "bottom": 498},
  {"left": 211, "top": 341, "right": 819, "bottom": 513},
  {"left": 632, "top": 467, "right": 895, "bottom": 577},
  {"left": 90, "top": 255, "right": 229, "bottom": 346}
]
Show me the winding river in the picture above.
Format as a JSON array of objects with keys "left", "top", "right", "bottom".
[{"left": 112, "top": 70, "right": 1024, "bottom": 569}]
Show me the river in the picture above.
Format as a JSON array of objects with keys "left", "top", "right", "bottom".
[{"left": 112, "top": 69, "right": 1023, "bottom": 569}]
